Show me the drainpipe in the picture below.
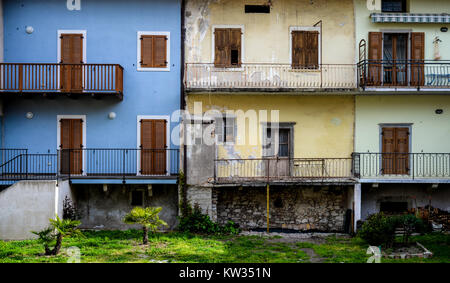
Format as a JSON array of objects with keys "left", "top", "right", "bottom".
[{"left": 180, "top": 0, "right": 187, "bottom": 214}]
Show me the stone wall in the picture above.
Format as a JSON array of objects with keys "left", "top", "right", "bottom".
[
  {"left": 216, "top": 186, "right": 351, "bottom": 232},
  {"left": 186, "top": 186, "right": 216, "bottom": 221}
]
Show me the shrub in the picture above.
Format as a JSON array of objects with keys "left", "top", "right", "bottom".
[
  {"left": 177, "top": 204, "right": 240, "bottom": 235},
  {"left": 357, "top": 213, "right": 397, "bottom": 248},
  {"left": 62, "top": 196, "right": 82, "bottom": 221},
  {"left": 392, "top": 214, "right": 425, "bottom": 245},
  {"left": 32, "top": 215, "right": 82, "bottom": 255},
  {"left": 123, "top": 207, "right": 168, "bottom": 245}
]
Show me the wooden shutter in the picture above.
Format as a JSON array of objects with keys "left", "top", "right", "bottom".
[
  {"left": 60, "top": 34, "right": 83, "bottom": 92},
  {"left": 368, "top": 32, "right": 383, "bottom": 86},
  {"left": 410, "top": 32, "right": 425, "bottom": 86},
  {"left": 214, "top": 29, "right": 229, "bottom": 67},
  {"left": 140, "top": 119, "right": 167, "bottom": 175},
  {"left": 60, "top": 119, "right": 83, "bottom": 175},
  {"left": 292, "top": 31, "right": 305, "bottom": 68},
  {"left": 153, "top": 36, "right": 167, "bottom": 67},
  {"left": 140, "top": 36, "right": 154, "bottom": 67},
  {"left": 306, "top": 31, "right": 319, "bottom": 69},
  {"left": 382, "top": 127, "right": 395, "bottom": 175},
  {"left": 396, "top": 128, "right": 410, "bottom": 174}
]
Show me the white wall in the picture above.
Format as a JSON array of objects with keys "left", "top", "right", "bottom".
[{"left": 0, "top": 180, "right": 72, "bottom": 240}]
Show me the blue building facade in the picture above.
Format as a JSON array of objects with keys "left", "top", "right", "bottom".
[{"left": 0, "top": 0, "right": 182, "bottom": 229}]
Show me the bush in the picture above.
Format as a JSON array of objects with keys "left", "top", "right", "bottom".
[
  {"left": 357, "top": 213, "right": 397, "bottom": 248},
  {"left": 392, "top": 214, "right": 426, "bottom": 245},
  {"left": 178, "top": 204, "right": 240, "bottom": 235}
]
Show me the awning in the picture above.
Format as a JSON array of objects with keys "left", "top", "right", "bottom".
[{"left": 371, "top": 13, "right": 450, "bottom": 23}]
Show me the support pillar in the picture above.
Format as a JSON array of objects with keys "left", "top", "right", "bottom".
[{"left": 354, "top": 183, "right": 361, "bottom": 233}]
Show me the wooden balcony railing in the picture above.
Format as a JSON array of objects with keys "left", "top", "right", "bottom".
[
  {"left": 185, "top": 63, "right": 357, "bottom": 90},
  {"left": 0, "top": 63, "right": 124, "bottom": 98}
]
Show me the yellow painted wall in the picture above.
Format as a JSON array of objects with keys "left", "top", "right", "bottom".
[
  {"left": 355, "top": 95, "right": 450, "bottom": 153},
  {"left": 185, "top": 0, "right": 355, "bottom": 64},
  {"left": 354, "top": 0, "right": 450, "bottom": 61},
  {"left": 187, "top": 94, "right": 355, "bottom": 159}
]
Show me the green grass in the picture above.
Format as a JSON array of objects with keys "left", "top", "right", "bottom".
[{"left": 0, "top": 230, "right": 448, "bottom": 263}]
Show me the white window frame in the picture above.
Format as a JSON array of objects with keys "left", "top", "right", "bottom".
[
  {"left": 56, "top": 115, "right": 87, "bottom": 176},
  {"left": 136, "top": 115, "right": 171, "bottom": 176},
  {"left": 289, "top": 26, "right": 321, "bottom": 68},
  {"left": 57, "top": 30, "right": 87, "bottom": 64},
  {"left": 211, "top": 25, "right": 245, "bottom": 70},
  {"left": 137, "top": 31, "right": 171, "bottom": 72}
]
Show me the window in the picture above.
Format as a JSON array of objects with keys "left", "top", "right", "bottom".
[
  {"left": 214, "top": 28, "right": 242, "bottom": 68},
  {"left": 382, "top": 0, "right": 407, "bottom": 13},
  {"left": 380, "top": 202, "right": 408, "bottom": 214},
  {"left": 137, "top": 32, "right": 170, "bottom": 71},
  {"left": 291, "top": 28, "right": 320, "bottom": 69},
  {"left": 278, "top": 129, "right": 290, "bottom": 157},
  {"left": 245, "top": 5, "right": 270, "bottom": 13},
  {"left": 131, "top": 190, "right": 144, "bottom": 206},
  {"left": 215, "top": 116, "right": 236, "bottom": 144}
]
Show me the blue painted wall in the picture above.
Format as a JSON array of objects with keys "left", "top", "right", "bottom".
[{"left": 2, "top": 0, "right": 181, "bottom": 153}]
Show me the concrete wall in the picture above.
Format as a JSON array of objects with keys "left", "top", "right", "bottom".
[
  {"left": 185, "top": 0, "right": 355, "bottom": 64},
  {"left": 354, "top": 0, "right": 450, "bottom": 61},
  {"left": 2, "top": 0, "right": 181, "bottom": 153},
  {"left": 361, "top": 183, "right": 450, "bottom": 219},
  {"left": 187, "top": 94, "right": 355, "bottom": 159},
  {"left": 355, "top": 95, "right": 450, "bottom": 153},
  {"left": 73, "top": 184, "right": 179, "bottom": 230},
  {"left": 186, "top": 186, "right": 216, "bottom": 220},
  {"left": 0, "top": 180, "right": 71, "bottom": 240}
]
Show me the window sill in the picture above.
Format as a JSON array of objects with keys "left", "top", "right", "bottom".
[{"left": 137, "top": 66, "right": 171, "bottom": 72}]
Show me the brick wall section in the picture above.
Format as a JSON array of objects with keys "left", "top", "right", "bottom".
[{"left": 216, "top": 186, "right": 351, "bottom": 232}]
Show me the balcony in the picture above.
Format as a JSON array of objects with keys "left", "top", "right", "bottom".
[
  {"left": 185, "top": 63, "right": 357, "bottom": 92},
  {"left": 0, "top": 63, "right": 124, "bottom": 99},
  {"left": 214, "top": 157, "right": 355, "bottom": 185},
  {"left": 357, "top": 60, "right": 450, "bottom": 91},
  {"left": 0, "top": 148, "right": 179, "bottom": 185},
  {"left": 353, "top": 152, "right": 450, "bottom": 181}
]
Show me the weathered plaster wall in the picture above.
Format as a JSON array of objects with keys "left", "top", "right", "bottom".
[
  {"left": 0, "top": 180, "right": 71, "bottom": 240},
  {"left": 187, "top": 94, "right": 355, "bottom": 159},
  {"left": 354, "top": 0, "right": 450, "bottom": 61},
  {"left": 185, "top": 0, "right": 355, "bottom": 64},
  {"left": 186, "top": 186, "right": 217, "bottom": 221},
  {"left": 355, "top": 95, "right": 450, "bottom": 153},
  {"left": 216, "top": 186, "right": 350, "bottom": 231},
  {"left": 73, "top": 184, "right": 179, "bottom": 230},
  {"left": 361, "top": 184, "right": 450, "bottom": 219}
]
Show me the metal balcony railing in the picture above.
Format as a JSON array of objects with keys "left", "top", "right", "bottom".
[
  {"left": 0, "top": 63, "right": 124, "bottom": 97},
  {"left": 353, "top": 152, "right": 450, "bottom": 179},
  {"left": 185, "top": 63, "right": 357, "bottom": 90},
  {"left": 0, "top": 148, "right": 179, "bottom": 184},
  {"left": 214, "top": 157, "right": 354, "bottom": 183},
  {"left": 357, "top": 60, "right": 450, "bottom": 89}
]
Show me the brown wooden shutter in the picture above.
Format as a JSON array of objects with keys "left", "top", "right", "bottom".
[
  {"left": 368, "top": 32, "right": 383, "bottom": 86},
  {"left": 140, "top": 119, "right": 167, "bottom": 175},
  {"left": 306, "top": 31, "right": 319, "bottom": 69},
  {"left": 292, "top": 31, "right": 305, "bottom": 68},
  {"left": 153, "top": 36, "right": 167, "bottom": 67},
  {"left": 382, "top": 127, "right": 410, "bottom": 175},
  {"left": 382, "top": 127, "right": 395, "bottom": 175},
  {"left": 141, "top": 36, "right": 154, "bottom": 67},
  {"left": 214, "top": 29, "right": 229, "bottom": 67},
  {"left": 60, "top": 34, "right": 83, "bottom": 64},
  {"left": 60, "top": 119, "right": 83, "bottom": 175},
  {"left": 411, "top": 32, "right": 425, "bottom": 86}
]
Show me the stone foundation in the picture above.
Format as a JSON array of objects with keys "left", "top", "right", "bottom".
[{"left": 216, "top": 186, "right": 351, "bottom": 232}]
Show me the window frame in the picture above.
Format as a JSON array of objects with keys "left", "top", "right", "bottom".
[
  {"left": 137, "top": 31, "right": 170, "bottom": 72},
  {"left": 211, "top": 25, "right": 245, "bottom": 70},
  {"left": 381, "top": 0, "right": 407, "bottom": 13},
  {"left": 289, "top": 26, "right": 321, "bottom": 70},
  {"left": 214, "top": 114, "right": 237, "bottom": 145}
]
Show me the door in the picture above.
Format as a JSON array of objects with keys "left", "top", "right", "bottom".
[
  {"left": 410, "top": 32, "right": 425, "bottom": 86},
  {"left": 383, "top": 33, "right": 408, "bottom": 86},
  {"left": 60, "top": 33, "right": 83, "bottom": 92},
  {"left": 382, "top": 127, "right": 410, "bottom": 175},
  {"left": 140, "top": 119, "right": 167, "bottom": 175},
  {"left": 60, "top": 119, "right": 83, "bottom": 175},
  {"left": 264, "top": 127, "right": 291, "bottom": 178}
]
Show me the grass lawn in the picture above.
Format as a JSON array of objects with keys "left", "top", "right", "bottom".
[{"left": 0, "top": 230, "right": 448, "bottom": 263}]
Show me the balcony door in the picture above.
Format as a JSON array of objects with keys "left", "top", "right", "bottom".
[
  {"left": 383, "top": 33, "right": 408, "bottom": 86},
  {"left": 60, "top": 33, "right": 84, "bottom": 92},
  {"left": 263, "top": 126, "right": 292, "bottom": 177},
  {"left": 60, "top": 118, "right": 83, "bottom": 175},
  {"left": 140, "top": 119, "right": 167, "bottom": 175},
  {"left": 381, "top": 127, "right": 410, "bottom": 175}
]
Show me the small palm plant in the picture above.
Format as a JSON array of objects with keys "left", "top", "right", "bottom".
[
  {"left": 123, "top": 207, "right": 168, "bottom": 244},
  {"left": 32, "top": 215, "right": 82, "bottom": 256}
]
